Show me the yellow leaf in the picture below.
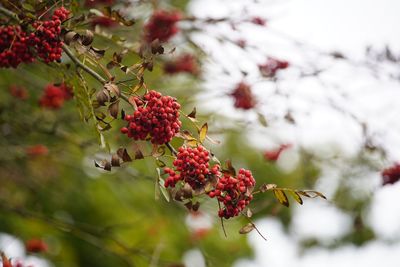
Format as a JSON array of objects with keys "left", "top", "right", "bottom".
[
  {"left": 186, "top": 139, "right": 198, "bottom": 147},
  {"left": 199, "top": 123, "right": 208, "bottom": 143},
  {"left": 288, "top": 190, "right": 303, "bottom": 205},
  {"left": 273, "top": 189, "right": 289, "bottom": 207}
]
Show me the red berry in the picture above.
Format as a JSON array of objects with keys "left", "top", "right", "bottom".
[{"left": 230, "top": 82, "right": 256, "bottom": 110}]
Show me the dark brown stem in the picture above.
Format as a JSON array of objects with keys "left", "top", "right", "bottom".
[
  {"left": 165, "top": 142, "right": 177, "bottom": 156},
  {"left": 0, "top": 6, "right": 21, "bottom": 22}
]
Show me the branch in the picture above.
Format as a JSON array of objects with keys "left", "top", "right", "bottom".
[
  {"left": 0, "top": 6, "right": 21, "bottom": 22},
  {"left": 165, "top": 142, "right": 177, "bottom": 156},
  {"left": 62, "top": 44, "right": 107, "bottom": 84}
]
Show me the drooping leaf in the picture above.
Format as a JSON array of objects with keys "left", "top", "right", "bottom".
[
  {"left": 288, "top": 190, "right": 303, "bottom": 205},
  {"left": 199, "top": 123, "right": 208, "bottom": 143},
  {"left": 273, "top": 189, "right": 289, "bottom": 207},
  {"left": 239, "top": 223, "right": 255, "bottom": 234},
  {"left": 257, "top": 112, "right": 268, "bottom": 127}
]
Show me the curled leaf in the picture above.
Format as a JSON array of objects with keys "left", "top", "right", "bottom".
[
  {"left": 259, "top": 183, "right": 277, "bottom": 192},
  {"left": 239, "top": 223, "right": 255, "bottom": 234}
]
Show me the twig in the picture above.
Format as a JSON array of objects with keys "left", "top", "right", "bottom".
[
  {"left": 217, "top": 201, "right": 227, "bottom": 238},
  {"left": 0, "top": 6, "right": 21, "bottom": 22},
  {"left": 62, "top": 44, "right": 107, "bottom": 84},
  {"left": 165, "top": 142, "right": 177, "bottom": 156}
]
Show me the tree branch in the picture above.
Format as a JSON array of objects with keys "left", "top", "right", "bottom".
[
  {"left": 62, "top": 44, "right": 107, "bottom": 84},
  {"left": 0, "top": 6, "right": 21, "bottom": 22}
]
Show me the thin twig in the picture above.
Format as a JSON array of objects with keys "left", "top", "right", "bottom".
[
  {"left": 0, "top": 6, "right": 21, "bottom": 22},
  {"left": 217, "top": 201, "right": 227, "bottom": 237},
  {"left": 165, "top": 142, "right": 177, "bottom": 156},
  {"left": 62, "top": 44, "right": 107, "bottom": 84}
]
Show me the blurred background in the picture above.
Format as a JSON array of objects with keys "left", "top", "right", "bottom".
[{"left": 1, "top": 0, "right": 399, "bottom": 266}]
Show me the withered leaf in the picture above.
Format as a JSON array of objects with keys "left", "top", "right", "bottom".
[
  {"left": 288, "top": 190, "right": 303, "bottom": 205},
  {"left": 108, "top": 100, "right": 119, "bottom": 119},
  {"left": 259, "top": 183, "right": 277, "bottom": 192},
  {"left": 111, "top": 154, "right": 120, "bottom": 167},
  {"left": 239, "top": 223, "right": 255, "bottom": 234}
]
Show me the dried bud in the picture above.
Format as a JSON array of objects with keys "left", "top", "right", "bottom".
[
  {"left": 96, "top": 89, "right": 110, "bottom": 106},
  {"left": 81, "top": 30, "right": 94, "bottom": 46},
  {"left": 109, "top": 100, "right": 119, "bottom": 119},
  {"left": 111, "top": 154, "right": 120, "bottom": 167}
]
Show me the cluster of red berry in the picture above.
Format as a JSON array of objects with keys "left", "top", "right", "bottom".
[
  {"left": 230, "top": 82, "right": 256, "bottom": 110},
  {"left": 382, "top": 163, "right": 400, "bottom": 185},
  {"left": 121, "top": 91, "right": 182, "bottom": 145},
  {"left": 144, "top": 10, "right": 181, "bottom": 43},
  {"left": 0, "top": 7, "right": 69, "bottom": 68},
  {"left": 164, "top": 146, "right": 221, "bottom": 189},
  {"left": 209, "top": 168, "right": 256, "bottom": 219},
  {"left": 0, "top": 25, "right": 35, "bottom": 68},
  {"left": 264, "top": 144, "right": 291, "bottom": 161},
  {"left": 9, "top": 85, "right": 29, "bottom": 100},
  {"left": 32, "top": 7, "right": 70, "bottom": 63},
  {"left": 164, "top": 54, "right": 198, "bottom": 75},
  {"left": 258, "top": 58, "right": 289, "bottom": 77},
  {"left": 39, "top": 83, "right": 73, "bottom": 109}
]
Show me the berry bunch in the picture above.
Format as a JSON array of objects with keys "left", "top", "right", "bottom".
[
  {"left": 9, "top": 85, "right": 29, "bottom": 100},
  {"left": 164, "top": 146, "right": 221, "bottom": 189},
  {"left": 209, "top": 168, "right": 255, "bottom": 219},
  {"left": 32, "top": 7, "right": 70, "bottom": 63},
  {"left": 26, "top": 239, "right": 48, "bottom": 253},
  {"left": 164, "top": 54, "right": 198, "bottom": 75},
  {"left": 230, "top": 82, "right": 256, "bottom": 110},
  {"left": 250, "top": 16, "right": 267, "bottom": 26},
  {"left": 39, "top": 83, "right": 73, "bottom": 109},
  {"left": 121, "top": 91, "right": 181, "bottom": 145},
  {"left": 0, "top": 7, "right": 70, "bottom": 68},
  {"left": 0, "top": 25, "right": 35, "bottom": 68},
  {"left": 258, "top": 58, "right": 289, "bottom": 77},
  {"left": 382, "top": 163, "right": 400, "bottom": 185},
  {"left": 264, "top": 144, "right": 291, "bottom": 161},
  {"left": 144, "top": 10, "right": 181, "bottom": 43}
]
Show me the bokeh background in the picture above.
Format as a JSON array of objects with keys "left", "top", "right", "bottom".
[{"left": 1, "top": 0, "right": 399, "bottom": 266}]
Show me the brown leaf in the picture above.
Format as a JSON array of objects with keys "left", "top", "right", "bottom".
[
  {"left": 239, "top": 223, "right": 255, "bottom": 234},
  {"left": 104, "top": 83, "right": 120, "bottom": 97},
  {"left": 111, "top": 154, "right": 120, "bottom": 167},
  {"left": 89, "top": 46, "right": 106, "bottom": 59},
  {"left": 81, "top": 30, "right": 94, "bottom": 46},
  {"left": 225, "top": 159, "right": 236, "bottom": 176},
  {"left": 259, "top": 183, "right": 277, "bottom": 192},
  {"left": 108, "top": 100, "right": 119, "bottom": 119},
  {"left": 273, "top": 189, "right": 289, "bottom": 207}
]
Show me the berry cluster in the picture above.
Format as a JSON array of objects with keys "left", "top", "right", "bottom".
[
  {"left": 121, "top": 91, "right": 181, "bottom": 145},
  {"left": 144, "top": 10, "right": 181, "bottom": 43},
  {"left": 25, "top": 145, "right": 49, "bottom": 157},
  {"left": 26, "top": 239, "right": 48, "bottom": 253},
  {"left": 32, "top": 7, "right": 70, "bottom": 63},
  {"left": 9, "top": 85, "right": 29, "bottom": 100},
  {"left": 39, "top": 83, "right": 73, "bottom": 109},
  {"left": 164, "top": 146, "right": 221, "bottom": 189},
  {"left": 230, "top": 82, "right": 256, "bottom": 110},
  {"left": 264, "top": 144, "right": 291, "bottom": 161},
  {"left": 209, "top": 168, "right": 256, "bottom": 219},
  {"left": 91, "top": 16, "right": 118, "bottom": 28},
  {"left": 250, "top": 16, "right": 267, "bottom": 26},
  {"left": 164, "top": 54, "right": 198, "bottom": 75},
  {"left": 0, "top": 25, "right": 35, "bottom": 68},
  {"left": 258, "top": 58, "right": 289, "bottom": 77},
  {"left": 0, "top": 7, "right": 69, "bottom": 68},
  {"left": 382, "top": 163, "right": 400, "bottom": 185}
]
